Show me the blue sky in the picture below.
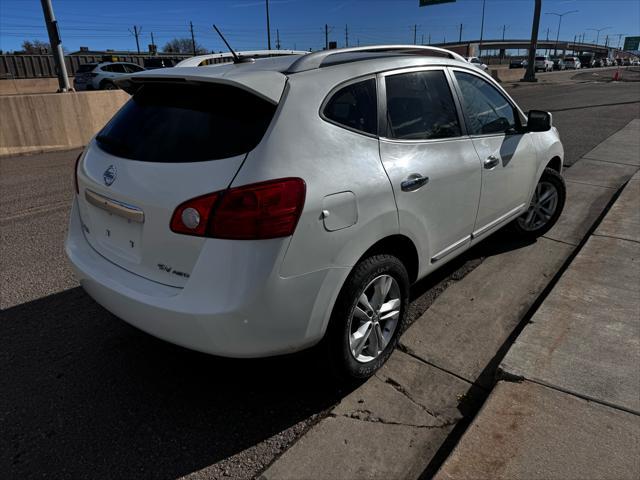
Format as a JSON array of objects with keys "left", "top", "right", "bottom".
[{"left": 1, "top": 0, "right": 639, "bottom": 53}]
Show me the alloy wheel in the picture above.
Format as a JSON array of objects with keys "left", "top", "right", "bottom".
[
  {"left": 517, "top": 181, "right": 559, "bottom": 231},
  {"left": 348, "top": 274, "right": 401, "bottom": 363}
]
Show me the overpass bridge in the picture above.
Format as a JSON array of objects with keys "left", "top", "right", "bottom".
[{"left": 432, "top": 38, "right": 626, "bottom": 58}]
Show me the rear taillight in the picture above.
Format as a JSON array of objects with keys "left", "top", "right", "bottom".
[
  {"left": 170, "top": 178, "right": 306, "bottom": 240},
  {"left": 74, "top": 151, "right": 83, "bottom": 194}
]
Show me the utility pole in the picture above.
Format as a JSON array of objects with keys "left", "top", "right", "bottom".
[
  {"left": 501, "top": 24, "right": 508, "bottom": 41},
  {"left": 276, "top": 29, "right": 281, "bottom": 49},
  {"left": 130, "top": 25, "right": 142, "bottom": 54},
  {"left": 39, "top": 0, "right": 70, "bottom": 92},
  {"left": 345, "top": 24, "right": 348, "bottom": 47},
  {"left": 458, "top": 23, "right": 463, "bottom": 42},
  {"left": 325, "top": 24, "right": 329, "bottom": 50},
  {"left": 613, "top": 33, "right": 626, "bottom": 49},
  {"left": 546, "top": 10, "right": 578, "bottom": 56},
  {"left": 588, "top": 26, "right": 611, "bottom": 47},
  {"left": 413, "top": 24, "right": 417, "bottom": 45},
  {"left": 189, "top": 21, "right": 196, "bottom": 56},
  {"left": 479, "top": 0, "right": 486, "bottom": 52},
  {"left": 523, "top": 0, "right": 542, "bottom": 82},
  {"left": 151, "top": 31, "right": 155, "bottom": 48},
  {"left": 265, "top": 0, "right": 272, "bottom": 50},
  {"left": 428, "top": 33, "right": 431, "bottom": 45}
]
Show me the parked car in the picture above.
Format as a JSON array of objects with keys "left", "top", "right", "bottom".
[
  {"left": 551, "top": 57, "right": 565, "bottom": 70},
  {"left": 623, "top": 58, "right": 631, "bottom": 66},
  {"left": 563, "top": 57, "right": 581, "bottom": 69},
  {"left": 578, "top": 55, "right": 594, "bottom": 68},
  {"left": 66, "top": 46, "right": 565, "bottom": 380},
  {"left": 466, "top": 56, "right": 488, "bottom": 71},
  {"left": 534, "top": 55, "right": 554, "bottom": 72},
  {"left": 73, "top": 62, "right": 145, "bottom": 91},
  {"left": 592, "top": 58, "right": 605, "bottom": 68},
  {"left": 509, "top": 58, "right": 526, "bottom": 69}
]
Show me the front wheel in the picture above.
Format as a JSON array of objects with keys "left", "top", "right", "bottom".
[
  {"left": 324, "top": 254, "right": 409, "bottom": 381},
  {"left": 512, "top": 167, "right": 566, "bottom": 239}
]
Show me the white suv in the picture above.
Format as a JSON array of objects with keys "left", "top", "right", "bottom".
[
  {"left": 66, "top": 46, "right": 565, "bottom": 379},
  {"left": 534, "top": 55, "right": 554, "bottom": 72},
  {"left": 73, "top": 62, "right": 145, "bottom": 91}
]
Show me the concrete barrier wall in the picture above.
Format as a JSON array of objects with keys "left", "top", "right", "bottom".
[
  {"left": 0, "top": 78, "right": 73, "bottom": 96},
  {"left": 489, "top": 67, "right": 526, "bottom": 83},
  {"left": 0, "top": 90, "right": 129, "bottom": 156}
]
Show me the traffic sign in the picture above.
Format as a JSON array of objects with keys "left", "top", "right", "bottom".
[{"left": 623, "top": 36, "right": 640, "bottom": 51}]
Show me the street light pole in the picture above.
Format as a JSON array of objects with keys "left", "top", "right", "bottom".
[
  {"left": 265, "top": 0, "right": 271, "bottom": 50},
  {"left": 523, "top": 0, "right": 542, "bottom": 82},
  {"left": 40, "top": 0, "right": 70, "bottom": 92},
  {"left": 545, "top": 10, "right": 578, "bottom": 57},
  {"left": 479, "top": 0, "right": 486, "bottom": 54}
]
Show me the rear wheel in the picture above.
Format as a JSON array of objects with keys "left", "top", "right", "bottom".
[
  {"left": 325, "top": 254, "right": 409, "bottom": 381},
  {"left": 512, "top": 167, "right": 566, "bottom": 239}
]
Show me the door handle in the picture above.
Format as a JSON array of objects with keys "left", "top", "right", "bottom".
[
  {"left": 484, "top": 155, "right": 500, "bottom": 169},
  {"left": 401, "top": 173, "right": 429, "bottom": 192}
]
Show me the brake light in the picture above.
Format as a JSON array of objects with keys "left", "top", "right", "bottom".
[
  {"left": 74, "top": 151, "right": 83, "bottom": 194},
  {"left": 170, "top": 178, "right": 306, "bottom": 239}
]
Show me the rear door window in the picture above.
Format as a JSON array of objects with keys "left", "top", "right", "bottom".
[
  {"left": 96, "top": 83, "right": 277, "bottom": 162},
  {"left": 323, "top": 78, "right": 377, "bottom": 135},
  {"left": 384, "top": 70, "right": 461, "bottom": 140}
]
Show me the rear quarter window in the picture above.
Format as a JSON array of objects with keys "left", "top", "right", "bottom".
[
  {"left": 323, "top": 78, "right": 377, "bottom": 136},
  {"left": 96, "top": 83, "right": 277, "bottom": 162}
]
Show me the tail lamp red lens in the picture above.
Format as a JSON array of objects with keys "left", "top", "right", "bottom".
[{"left": 170, "top": 178, "right": 306, "bottom": 240}]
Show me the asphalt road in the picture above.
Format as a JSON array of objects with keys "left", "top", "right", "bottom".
[{"left": 1, "top": 77, "right": 639, "bottom": 479}]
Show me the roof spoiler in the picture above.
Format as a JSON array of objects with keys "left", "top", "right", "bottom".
[
  {"left": 285, "top": 45, "right": 466, "bottom": 73},
  {"left": 114, "top": 70, "right": 287, "bottom": 104}
]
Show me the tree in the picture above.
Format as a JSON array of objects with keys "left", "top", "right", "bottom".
[
  {"left": 21, "top": 40, "right": 51, "bottom": 54},
  {"left": 162, "top": 38, "right": 207, "bottom": 55}
]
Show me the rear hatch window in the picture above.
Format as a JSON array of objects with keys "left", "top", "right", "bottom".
[{"left": 96, "top": 83, "right": 277, "bottom": 163}]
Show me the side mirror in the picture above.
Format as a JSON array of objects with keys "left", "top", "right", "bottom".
[{"left": 527, "top": 110, "right": 552, "bottom": 132}]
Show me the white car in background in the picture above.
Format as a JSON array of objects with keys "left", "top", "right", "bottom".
[
  {"left": 534, "top": 55, "right": 554, "bottom": 72},
  {"left": 466, "top": 56, "right": 488, "bottom": 71},
  {"left": 564, "top": 57, "right": 581, "bottom": 69},
  {"left": 73, "top": 62, "right": 146, "bottom": 91},
  {"left": 66, "top": 45, "right": 565, "bottom": 380}
]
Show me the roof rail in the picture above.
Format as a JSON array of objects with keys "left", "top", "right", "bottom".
[
  {"left": 175, "top": 50, "right": 309, "bottom": 68},
  {"left": 285, "top": 45, "right": 466, "bottom": 73}
]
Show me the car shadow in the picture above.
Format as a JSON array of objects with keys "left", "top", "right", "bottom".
[{"left": 0, "top": 288, "right": 350, "bottom": 479}]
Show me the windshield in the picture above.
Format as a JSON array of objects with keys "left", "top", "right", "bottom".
[{"left": 96, "top": 83, "right": 277, "bottom": 162}]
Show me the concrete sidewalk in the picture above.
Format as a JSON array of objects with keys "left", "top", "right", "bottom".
[
  {"left": 260, "top": 123, "right": 639, "bottom": 479},
  {"left": 435, "top": 173, "right": 640, "bottom": 478}
]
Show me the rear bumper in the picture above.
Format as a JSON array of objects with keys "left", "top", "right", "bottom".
[{"left": 65, "top": 198, "right": 349, "bottom": 357}]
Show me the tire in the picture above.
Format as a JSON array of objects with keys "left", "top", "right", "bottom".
[
  {"left": 324, "top": 254, "right": 410, "bottom": 381},
  {"left": 512, "top": 167, "right": 566, "bottom": 239}
]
